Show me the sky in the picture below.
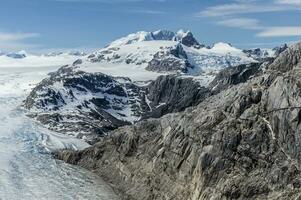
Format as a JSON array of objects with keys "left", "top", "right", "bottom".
[{"left": 0, "top": 0, "right": 301, "bottom": 53}]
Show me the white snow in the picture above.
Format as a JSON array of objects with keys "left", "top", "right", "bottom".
[
  {"left": 75, "top": 39, "right": 256, "bottom": 85},
  {"left": 0, "top": 66, "right": 119, "bottom": 199},
  {"left": 0, "top": 66, "right": 91, "bottom": 150},
  {"left": 0, "top": 53, "right": 83, "bottom": 67},
  {"left": 109, "top": 31, "right": 154, "bottom": 47},
  {"left": 79, "top": 40, "right": 179, "bottom": 81},
  {"left": 184, "top": 43, "right": 256, "bottom": 75}
]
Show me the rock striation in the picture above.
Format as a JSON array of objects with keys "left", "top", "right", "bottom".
[{"left": 56, "top": 42, "right": 301, "bottom": 199}]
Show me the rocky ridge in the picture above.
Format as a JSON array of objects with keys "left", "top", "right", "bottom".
[
  {"left": 56, "top": 42, "right": 301, "bottom": 199},
  {"left": 25, "top": 30, "right": 274, "bottom": 143},
  {"left": 24, "top": 65, "right": 213, "bottom": 143}
]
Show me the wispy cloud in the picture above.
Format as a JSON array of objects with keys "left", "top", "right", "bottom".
[
  {"left": 217, "top": 18, "right": 262, "bottom": 30},
  {"left": 0, "top": 32, "right": 40, "bottom": 51},
  {"left": 198, "top": 0, "right": 301, "bottom": 38},
  {"left": 257, "top": 26, "right": 301, "bottom": 37},
  {"left": 198, "top": 2, "right": 296, "bottom": 17},
  {"left": 276, "top": 0, "right": 301, "bottom": 5},
  {"left": 0, "top": 32, "right": 39, "bottom": 42}
]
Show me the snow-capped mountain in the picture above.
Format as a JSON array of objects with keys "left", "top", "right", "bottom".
[
  {"left": 243, "top": 44, "right": 288, "bottom": 60},
  {"left": 24, "top": 29, "right": 284, "bottom": 143},
  {"left": 73, "top": 30, "right": 260, "bottom": 84},
  {"left": 108, "top": 29, "right": 202, "bottom": 48}
]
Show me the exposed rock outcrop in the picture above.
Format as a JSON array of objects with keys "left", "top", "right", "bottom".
[
  {"left": 146, "top": 44, "right": 193, "bottom": 73},
  {"left": 57, "top": 42, "right": 301, "bottom": 199},
  {"left": 25, "top": 65, "right": 213, "bottom": 143},
  {"left": 24, "top": 65, "right": 147, "bottom": 143},
  {"left": 144, "top": 75, "right": 210, "bottom": 118}
]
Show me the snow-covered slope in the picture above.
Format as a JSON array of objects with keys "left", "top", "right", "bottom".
[
  {"left": 0, "top": 50, "right": 87, "bottom": 67},
  {"left": 24, "top": 29, "right": 283, "bottom": 143},
  {"left": 73, "top": 32, "right": 256, "bottom": 84},
  {"left": 184, "top": 42, "right": 255, "bottom": 74},
  {"left": 108, "top": 29, "right": 201, "bottom": 47},
  {"left": 0, "top": 54, "right": 81, "bottom": 67}
]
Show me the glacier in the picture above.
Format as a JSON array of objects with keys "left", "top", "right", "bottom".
[{"left": 0, "top": 65, "right": 119, "bottom": 200}]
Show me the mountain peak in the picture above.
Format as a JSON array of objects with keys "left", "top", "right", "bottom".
[
  {"left": 212, "top": 42, "right": 233, "bottom": 48},
  {"left": 108, "top": 29, "right": 203, "bottom": 48},
  {"left": 151, "top": 30, "right": 175, "bottom": 40},
  {"left": 109, "top": 31, "right": 153, "bottom": 47}
]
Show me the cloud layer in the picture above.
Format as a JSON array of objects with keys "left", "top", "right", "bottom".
[
  {"left": 0, "top": 32, "right": 40, "bottom": 51},
  {"left": 198, "top": 0, "right": 301, "bottom": 38}
]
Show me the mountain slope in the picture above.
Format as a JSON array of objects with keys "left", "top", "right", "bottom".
[
  {"left": 57, "top": 41, "right": 301, "bottom": 200},
  {"left": 24, "top": 30, "right": 284, "bottom": 143},
  {"left": 74, "top": 30, "right": 257, "bottom": 83}
]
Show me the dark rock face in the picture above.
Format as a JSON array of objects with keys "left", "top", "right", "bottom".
[
  {"left": 144, "top": 75, "right": 210, "bottom": 118},
  {"left": 243, "top": 48, "right": 269, "bottom": 58},
  {"left": 57, "top": 43, "right": 301, "bottom": 199},
  {"left": 151, "top": 30, "right": 175, "bottom": 41},
  {"left": 175, "top": 31, "right": 204, "bottom": 48},
  {"left": 209, "top": 61, "right": 269, "bottom": 93},
  {"left": 146, "top": 44, "right": 193, "bottom": 73},
  {"left": 25, "top": 65, "right": 213, "bottom": 143}
]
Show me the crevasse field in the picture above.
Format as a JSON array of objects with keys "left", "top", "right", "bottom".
[{"left": 0, "top": 64, "right": 119, "bottom": 200}]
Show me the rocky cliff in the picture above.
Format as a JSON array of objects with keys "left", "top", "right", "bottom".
[
  {"left": 56, "top": 42, "right": 301, "bottom": 199},
  {"left": 24, "top": 65, "right": 212, "bottom": 143}
]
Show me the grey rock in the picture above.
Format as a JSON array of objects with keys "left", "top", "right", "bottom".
[
  {"left": 272, "top": 44, "right": 288, "bottom": 57},
  {"left": 151, "top": 30, "right": 175, "bottom": 41},
  {"left": 146, "top": 44, "right": 193, "bottom": 73},
  {"left": 269, "top": 42, "right": 301, "bottom": 72},
  {"left": 57, "top": 43, "right": 301, "bottom": 199},
  {"left": 24, "top": 65, "right": 146, "bottom": 143},
  {"left": 144, "top": 75, "right": 210, "bottom": 118},
  {"left": 175, "top": 30, "right": 204, "bottom": 48}
]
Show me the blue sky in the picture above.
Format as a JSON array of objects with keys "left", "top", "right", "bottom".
[{"left": 0, "top": 0, "right": 301, "bottom": 53}]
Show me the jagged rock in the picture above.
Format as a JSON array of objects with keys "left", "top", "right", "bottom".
[
  {"left": 175, "top": 30, "right": 204, "bottom": 48},
  {"left": 57, "top": 42, "right": 301, "bottom": 199},
  {"left": 25, "top": 51, "right": 265, "bottom": 143},
  {"left": 269, "top": 42, "right": 301, "bottom": 72},
  {"left": 144, "top": 75, "right": 210, "bottom": 118},
  {"left": 209, "top": 61, "right": 269, "bottom": 93},
  {"left": 24, "top": 65, "right": 147, "bottom": 143},
  {"left": 146, "top": 44, "right": 193, "bottom": 73},
  {"left": 25, "top": 65, "right": 214, "bottom": 143},
  {"left": 273, "top": 44, "right": 288, "bottom": 57},
  {"left": 243, "top": 45, "right": 287, "bottom": 62},
  {"left": 151, "top": 30, "right": 175, "bottom": 41}
]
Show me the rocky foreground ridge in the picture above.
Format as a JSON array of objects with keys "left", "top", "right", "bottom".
[{"left": 55, "top": 42, "right": 301, "bottom": 200}]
